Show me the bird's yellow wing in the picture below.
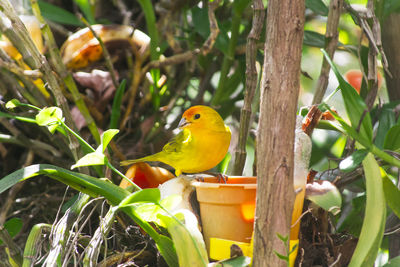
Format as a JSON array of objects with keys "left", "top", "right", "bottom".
[{"left": 162, "top": 128, "right": 192, "bottom": 154}]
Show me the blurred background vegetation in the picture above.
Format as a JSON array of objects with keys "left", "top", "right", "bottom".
[{"left": 0, "top": 0, "right": 400, "bottom": 266}]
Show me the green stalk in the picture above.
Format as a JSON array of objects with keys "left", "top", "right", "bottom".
[
  {"left": 22, "top": 224, "right": 51, "bottom": 267},
  {"left": 136, "top": 0, "right": 159, "bottom": 60},
  {"left": 30, "top": 0, "right": 101, "bottom": 144},
  {"left": 212, "top": 0, "right": 250, "bottom": 105}
]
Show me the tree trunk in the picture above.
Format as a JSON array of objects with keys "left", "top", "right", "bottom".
[
  {"left": 253, "top": 0, "right": 305, "bottom": 266},
  {"left": 382, "top": 13, "right": 400, "bottom": 102}
]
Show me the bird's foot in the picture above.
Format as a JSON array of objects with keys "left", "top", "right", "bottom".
[{"left": 202, "top": 171, "right": 228, "bottom": 183}]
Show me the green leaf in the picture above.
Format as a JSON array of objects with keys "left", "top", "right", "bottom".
[
  {"left": 303, "top": 31, "right": 325, "bottom": 48},
  {"left": 305, "top": 0, "right": 329, "bottom": 16},
  {"left": 306, "top": 181, "right": 342, "bottom": 215},
  {"left": 35, "top": 107, "right": 63, "bottom": 134},
  {"left": 375, "top": 108, "right": 396, "bottom": 149},
  {"left": 382, "top": 255, "right": 400, "bottom": 267},
  {"left": 100, "top": 129, "right": 119, "bottom": 152},
  {"left": 38, "top": 0, "right": 83, "bottom": 26},
  {"left": 382, "top": 172, "right": 400, "bottom": 220},
  {"left": 322, "top": 49, "right": 373, "bottom": 145},
  {"left": 5, "top": 99, "right": 21, "bottom": 109},
  {"left": 383, "top": 0, "right": 400, "bottom": 19},
  {"left": 0, "top": 165, "right": 179, "bottom": 267},
  {"left": 212, "top": 256, "right": 251, "bottom": 267},
  {"left": 119, "top": 188, "right": 161, "bottom": 207},
  {"left": 109, "top": 80, "right": 126, "bottom": 129},
  {"left": 158, "top": 210, "right": 208, "bottom": 267},
  {"left": 73, "top": 0, "right": 96, "bottom": 24},
  {"left": 71, "top": 152, "right": 107, "bottom": 169},
  {"left": 0, "top": 164, "right": 130, "bottom": 205},
  {"left": 0, "top": 218, "right": 23, "bottom": 245},
  {"left": 383, "top": 125, "right": 400, "bottom": 151},
  {"left": 349, "top": 153, "right": 386, "bottom": 266},
  {"left": 155, "top": 234, "right": 180, "bottom": 267},
  {"left": 339, "top": 149, "right": 368, "bottom": 172}
]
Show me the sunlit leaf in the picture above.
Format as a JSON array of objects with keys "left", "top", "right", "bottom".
[
  {"left": 73, "top": 0, "right": 96, "bottom": 24},
  {"left": 71, "top": 152, "right": 107, "bottom": 169},
  {"left": 5, "top": 99, "right": 21, "bottom": 109},
  {"left": 158, "top": 210, "right": 208, "bottom": 267},
  {"left": 322, "top": 49, "right": 373, "bottom": 145},
  {"left": 101, "top": 129, "right": 119, "bottom": 152},
  {"left": 119, "top": 188, "right": 161, "bottom": 207},
  {"left": 35, "top": 107, "right": 63, "bottom": 134},
  {"left": 339, "top": 149, "right": 368, "bottom": 173},
  {"left": 349, "top": 153, "right": 386, "bottom": 266}
]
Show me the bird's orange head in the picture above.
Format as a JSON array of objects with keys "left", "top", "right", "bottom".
[{"left": 178, "top": 105, "right": 227, "bottom": 132}]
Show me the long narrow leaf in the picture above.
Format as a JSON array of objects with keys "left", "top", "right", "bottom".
[
  {"left": 382, "top": 172, "right": 400, "bottom": 219},
  {"left": 109, "top": 80, "right": 126, "bottom": 129},
  {"left": 0, "top": 164, "right": 179, "bottom": 267},
  {"left": 321, "top": 49, "right": 373, "bottom": 145},
  {"left": 349, "top": 153, "right": 386, "bottom": 266}
]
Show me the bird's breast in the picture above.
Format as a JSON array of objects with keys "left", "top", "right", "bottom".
[{"left": 181, "top": 129, "right": 231, "bottom": 173}]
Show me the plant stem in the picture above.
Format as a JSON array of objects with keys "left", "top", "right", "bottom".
[
  {"left": 233, "top": 0, "right": 264, "bottom": 175},
  {"left": 22, "top": 224, "right": 51, "bottom": 267},
  {"left": 30, "top": 0, "right": 101, "bottom": 144},
  {"left": 312, "top": 0, "right": 343, "bottom": 104},
  {"left": 0, "top": 0, "right": 80, "bottom": 160},
  {"left": 212, "top": 0, "right": 250, "bottom": 106}
]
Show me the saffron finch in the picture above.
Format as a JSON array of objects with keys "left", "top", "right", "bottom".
[{"left": 121, "top": 105, "right": 231, "bottom": 176}]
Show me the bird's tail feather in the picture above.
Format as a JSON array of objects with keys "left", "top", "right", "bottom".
[{"left": 120, "top": 154, "right": 161, "bottom": 166}]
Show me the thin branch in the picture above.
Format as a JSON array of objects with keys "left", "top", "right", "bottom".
[
  {"left": 312, "top": 0, "right": 343, "bottom": 104},
  {"left": 30, "top": 0, "right": 101, "bottom": 144},
  {"left": 202, "top": 0, "right": 221, "bottom": 55},
  {"left": 0, "top": 0, "right": 80, "bottom": 160},
  {"left": 233, "top": 0, "right": 265, "bottom": 175}
]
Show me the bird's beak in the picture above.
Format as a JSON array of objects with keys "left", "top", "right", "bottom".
[{"left": 178, "top": 117, "right": 190, "bottom": 129}]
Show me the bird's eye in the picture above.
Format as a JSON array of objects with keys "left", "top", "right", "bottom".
[{"left": 194, "top": 114, "right": 201, "bottom": 120}]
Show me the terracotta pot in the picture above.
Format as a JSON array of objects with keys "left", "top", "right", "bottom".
[{"left": 192, "top": 176, "right": 256, "bottom": 254}]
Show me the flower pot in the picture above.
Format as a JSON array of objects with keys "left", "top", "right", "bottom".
[{"left": 192, "top": 176, "right": 256, "bottom": 255}]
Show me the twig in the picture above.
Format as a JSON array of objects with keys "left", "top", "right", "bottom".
[
  {"left": 30, "top": 0, "right": 101, "bottom": 144},
  {"left": 344, "top": 2, "right": 390, "bottom": 75},
  {"left": 45, "top": 193, "right": 91, "bottom": 266},
  {"left": 80, "top": 15, "right": 119, "bottom": 90},
  {"left": 364, "top": 0, "right": 381, "bottom": 110},
  {"left": 233, "top": 0, "right": 265, "bottom": 175},
  {"left": 0, "top": 0, "right": 80, "bottom": 160},
  {"left": 202, "top": 0, "right": 221, "bottom": 55},
  {"left": 312, "top": 0, "right": 343, "bottom": 104},
  {"left": 212, "top": 0, "right": 250, "bottom": 106},
  {"left": 141, "top": 49, "right": 200, "bottom": 76},
  {"left": 83, "top": 204, "right": 117, "bottom": 265},
  {"left": 113, "top": 0, "right": 132, "bottom": 25}
]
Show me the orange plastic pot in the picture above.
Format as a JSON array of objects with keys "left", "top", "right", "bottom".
[{"left": 192, "top": 176, "right": 257, "bottom": 254}]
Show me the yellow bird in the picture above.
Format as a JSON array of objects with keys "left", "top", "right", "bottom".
[{"left": 121, "top": 105, "right": 231, "bottom": 176}]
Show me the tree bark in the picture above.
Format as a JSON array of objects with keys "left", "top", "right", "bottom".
[
  {"left": 381, "top": 13, "right": 400, "bottom": 102},
  {"left": 253, "top": 0, "right": 305, "bottom": 266}
]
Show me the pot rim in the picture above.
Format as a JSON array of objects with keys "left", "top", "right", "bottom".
[{"left": 191, "top": 176, "right": 257, "bottom": 189}]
